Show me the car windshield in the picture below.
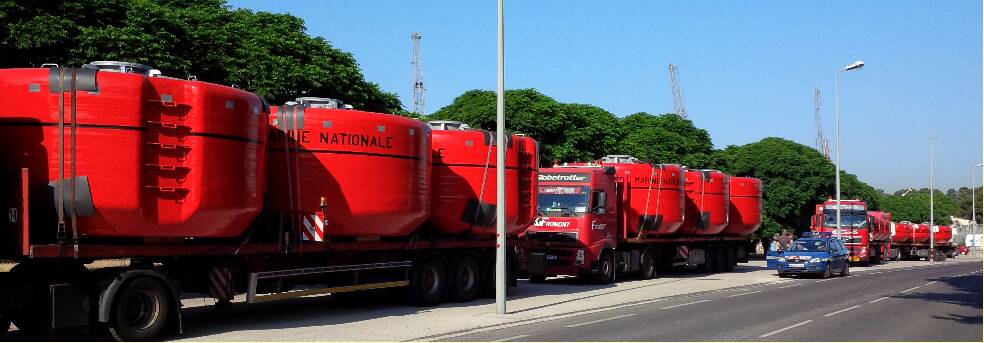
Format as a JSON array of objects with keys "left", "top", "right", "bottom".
[
  {"left": 786, "top": 240, "right": 828, "bottom": 252},
  {"left": 823, "top": 212, "right": 867, "bottom": 228},
  {"left": 537, "top": 186, "right": 590, "bottom": 216}
]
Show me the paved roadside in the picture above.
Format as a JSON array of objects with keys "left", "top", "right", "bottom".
[{"left": 167, "top": 257, "right": 980, "bottom": 341}]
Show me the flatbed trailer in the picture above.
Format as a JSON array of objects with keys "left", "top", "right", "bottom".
[{"left": 0, "top": 166, "right": 519, "bottom": 339}]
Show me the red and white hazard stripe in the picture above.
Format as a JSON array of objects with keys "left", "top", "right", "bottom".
[
  {"left": 302, "top": 213, "right": 325, "bottom": 242},
  {"left": 208, "top": 267, "right": 233, "bottom": 302},
  {"left": 677, "top": 246, "right": 689, "bottom": 259}
]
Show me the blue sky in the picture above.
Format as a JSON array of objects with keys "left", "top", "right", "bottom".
[{"left": 230, "top": 1, "right": 982, "bottom": 192}]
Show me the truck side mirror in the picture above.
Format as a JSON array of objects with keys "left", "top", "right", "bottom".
[{"left": 592, "top": 191, "right": 607, "bottom": 214}]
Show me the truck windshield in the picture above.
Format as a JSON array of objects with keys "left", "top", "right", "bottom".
[
  {"left": 787, "top": 240, "right": 828, "bottom": 252},
  {"left": 823, "top": 212, "right": 866, "bottom": 228},
  {"left": 537, "top": 186, "right": 590, "bottom": 216}
]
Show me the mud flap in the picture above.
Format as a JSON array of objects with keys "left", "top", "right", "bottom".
[{"left": 461, "top": 199, "right": 496, "bottom": 227}]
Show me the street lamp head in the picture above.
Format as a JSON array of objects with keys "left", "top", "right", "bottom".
[{"left": 843, "top": 61, "right": 865, "bottom": 71}]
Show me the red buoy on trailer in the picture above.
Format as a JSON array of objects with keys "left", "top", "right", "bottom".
[
  {"left": 268, "top": 98, "right": 431, "bottom": 239},
  {"left": 516, "top": 134, "right": 540, "bottom": 231},
  {"left": 933, "top": 225, "right": 952, "bottom": 244},
  {"left": 0, "top": 62, "right": 267, "bottom": 240},
  {"left": 425, "top": 121, "right": 532, "bottom": 236},
  {"left": 577, "top": 156, "right": 686, "bottom": 236},
  {"left": 678, "top": 170, "right": 730, "bottom": 235},
  {"left": 721, "top": 176, "right": 762, "bottom": 235}
]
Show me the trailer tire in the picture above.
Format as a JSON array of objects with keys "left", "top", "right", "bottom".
[
  {"left": 107, "top": 277, "right": 173, "bottom": 342},
  {"left": 593, "top": 251, "right": 615, "bottom": 285},
  {"left": 724, "top": 245, "right": 736, "bottom": 272},
  {"left": 0, "top": 315, "right": 8, "bottom": 335},
  {"left": 407, "top": 255, "right": 449, "bottom": 307},
  {"left": 637, "top": 248, "right": 657, "bottom": 280},
  {"left": 528, "top": 273, "right": 547, "bottom": 283},
  {"left": 448, "top": 254, "right": 481, "bottom": 302}
]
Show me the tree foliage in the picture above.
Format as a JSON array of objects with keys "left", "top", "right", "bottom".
[
  {"left": 879, "top": 190, "right": 958, "bottom": 225},
  {"left": 0, "top": 0, "right": 402, "bottom": 112},
  {"left": 618, "top": 112, "right": 714, "bottom": 167},
  {"left": 713, "top": 137, "right": 834, "bottom": 239},
  {"left": 430, "top": 89, "right": 620, "bottom": 164}
]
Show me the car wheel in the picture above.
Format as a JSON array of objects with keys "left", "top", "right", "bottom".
[
  {"left": 821, "top": 264, "right": 831, "bottom": 279},
  {"left": 840, "top": 263, "right": 849, "bottom": 277}
]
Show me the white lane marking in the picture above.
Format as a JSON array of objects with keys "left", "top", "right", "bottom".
[
  {"left": 869, "top": 296, "right": 889, "bottom": 304},
  {"left": 778, "top": 283, "right": 802, "bottom": 289},
  {"left": 924, "top": 281, "right": 938, "bottom": 286},
  {"left": 492, "top": 335, "right": 530, "bottom": 342},
  {"left": 759, "top": 320, "right": 814, "bottom": 338},
  {"left": 869, "top": 272, "right": 883, "bottom": 274},
  {"left": 563, "top": 314, "right": 636, "bottom": 328},
  {"left": 900, "top": 286, "right": 920, "bottom": 293},
  {"left": 419, "top": 298, "right": 667, "bottom": 341},
  {"left": 659, "top": 299, "right": 711, "bottom": 310},
  {"left": 728, "top": 290, "right": 763, "bottom": 298},
  {"left": 816, "top": 278, "right": 835, "bottom": 283},
  {"left": 824, "top": 305, "right": 861, "bottom": 317}
]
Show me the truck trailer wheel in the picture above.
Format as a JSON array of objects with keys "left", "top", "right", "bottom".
[
  {"left": 637, "top": 248, "right": 657, "bottom": 280},
  {"left": 407, "top": 255, "right": 449, "bottom": 307},
  {"left": 724, "top": 245, "right": 736, "bottom": 272},
  {"left": 448, "top": 254, "right": 481, "bottom": 302},
  {"left": 593, "top": 251, "right": 615, "bottom": 285},
  {"left": 107, "top": 277, "right": 173, "bottom": 341}
]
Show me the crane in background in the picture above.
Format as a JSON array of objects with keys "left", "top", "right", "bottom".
[
  {"left": 411, "top": 32, "right": 426, "bottom": 116},
  {"left": 668, "top": 63, "right": 688, "bottom": 119},
  {"left": 814, "top": 88, "right": 830, "bottom": 159}
]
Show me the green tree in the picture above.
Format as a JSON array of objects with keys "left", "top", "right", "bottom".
[
  {"left": 879, "top": 190, "right": 959, "bottom": 225},
  {"left": 714, "top": 137, "right": 835, "bottom": 240},
  {"left": 617, "top": 112, "right": 714, "bottom": 167},
  {"left": 430, "top": 89, "right": 620, "bottom": 164},
  {"left": 0, "top": 0, "right": 403, "bottom": 113}
]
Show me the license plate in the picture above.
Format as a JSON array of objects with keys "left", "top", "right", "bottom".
[
  {"left": 788, "top": 263, "right": 805, "bottom": 268},
  {"left": 546, "top": 255, "right": 557, "bottom": 260}
]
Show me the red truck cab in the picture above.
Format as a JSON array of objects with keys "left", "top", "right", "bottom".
[
  {"left": 525, "top": 166, "right": 619, "bottom": 282},
  {"left": 810, "top": 199, "right": 887, "bottom": 265}
]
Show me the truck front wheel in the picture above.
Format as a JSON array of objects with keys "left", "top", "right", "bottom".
[
  {"left": 107, "top": 277, "right": 173, "bottom": 341},
  {"left": 593, "top": 251, "right": 615, "bottom": 285}
]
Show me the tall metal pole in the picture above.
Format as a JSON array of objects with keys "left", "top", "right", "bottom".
[
  {"left": 973, "top": 167, "right": 977, "bottom": 257},
  {"left": 834, "top": 70, "right": 842, "bottom": 240},
  {"left": 929, "top": 136, "right": 937, "bottom": 262},
  {"left": 495, "top": 0, "right": 507, "bottom": 315}
]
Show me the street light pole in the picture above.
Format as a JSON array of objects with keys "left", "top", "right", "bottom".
[
  {"left": 494, "top": 0, "right": 507, "bottom": 315},
  {"left": 972, "top": 166, "right": 977, "bottom": 258},
  {"left": 834, "top": 60, "right": 864, "bottom": 239},
  {"left": 929, "top": 136, "right": 937, "bottom": 262}
]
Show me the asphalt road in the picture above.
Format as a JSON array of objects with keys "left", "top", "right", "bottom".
[{"left": 444, "top": 262, "right": 982, "bottom": 342}]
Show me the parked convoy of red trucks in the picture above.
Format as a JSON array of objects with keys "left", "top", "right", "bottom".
[
  {"left": 1, "top": 61, "right": 951, "bottom": 341},
  {"left": 810, "top": 199, "right": 956, "bottom": 264},
  {"left": 0, "top": 63, "right": 538, "bottom": 340},
  {"left": 522, "top": 155, "right": 762, "bottom": 283}
]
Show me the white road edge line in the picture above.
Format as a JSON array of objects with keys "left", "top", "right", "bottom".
[
  {"left": 659, "top": 299, "right": 711, "bottom": 310},
  {"left": 869, "top": 296, "right": 889, "bottom": 304},
  {"left": 728, "top": 290, "right": 763, "bottom": 298},
  {"left": 492, "top": 335, "right": 530, "bottom": 342},
  {"left": 824, "top": 305, "right": 861, "bottom": 317},
  {"left": 759, "top": 320, "right": 814, "bottom": 338},
  {"left": 924, "top": 281, "right": 938, "bottom": 286},
  {"left": 778, "top": 283, "right": 802, "bottom": 289},
  {"left": 900, "top": 286, "right": 920, "bottom": 293},
  {"left": 563, "top": 314, "right": 636, "bottom": 328}
]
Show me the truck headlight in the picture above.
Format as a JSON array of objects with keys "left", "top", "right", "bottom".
[
  {"left": 575, "top": 249, "right": 585, "bottom": 265},
  {"left": 809, "top": 257, "right": 822, "bottom": 263}
]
